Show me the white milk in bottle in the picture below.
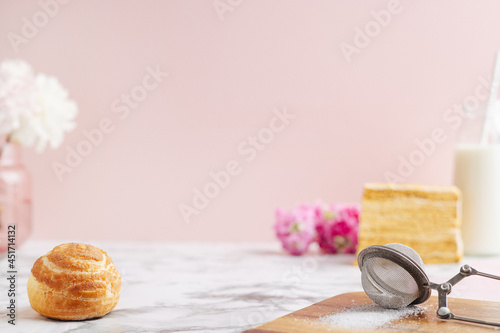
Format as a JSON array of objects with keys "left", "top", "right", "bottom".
[
  {"left": 454, "top": 53, "right": 500, "bottom": 255},
  {"left": 454, "top": 144, "right": 500, "bottom": 255}
]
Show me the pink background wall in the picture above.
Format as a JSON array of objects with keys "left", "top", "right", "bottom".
[{"left": 1, "top": 0, "right": 500, "bottom": 241}]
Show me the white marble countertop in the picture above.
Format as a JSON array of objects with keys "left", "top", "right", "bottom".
[{"left": 1, "top": 240, "right": 500, "bottom": 332}]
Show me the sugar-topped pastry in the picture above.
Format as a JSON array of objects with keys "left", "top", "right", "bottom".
[{"left": 27, "top": 243, "right": 121, "bottom": 320}]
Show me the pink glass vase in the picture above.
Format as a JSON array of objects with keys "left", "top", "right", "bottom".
[{"left": 0, "top": 142, "right": 32, "bottom": 254}]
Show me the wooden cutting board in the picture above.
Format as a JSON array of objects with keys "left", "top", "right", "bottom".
[{"left": 243, "top": 292, "right": 500, "bottom": 332}]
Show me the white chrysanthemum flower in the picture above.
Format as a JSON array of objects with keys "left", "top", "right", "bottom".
[
  {"left": 0, "top": 59, "right": 37, "bottom": 135},
  {"left": 11, "top": 74, "right": 78, "bottom": 152},
  {"left": 0, "top": 59, "right": 78, "bottom": 152}
]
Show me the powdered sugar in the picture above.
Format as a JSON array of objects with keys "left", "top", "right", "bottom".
[{"left": 319, "top": 304, "right": 426, "bottom": 330}]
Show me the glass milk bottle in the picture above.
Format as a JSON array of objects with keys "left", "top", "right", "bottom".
[{"left": 454, "top": 102, "right": 500, "bottom": 255}]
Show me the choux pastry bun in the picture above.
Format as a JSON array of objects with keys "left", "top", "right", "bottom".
[{"left": 27, "top": 243, "right": 121, "bottom": 320}]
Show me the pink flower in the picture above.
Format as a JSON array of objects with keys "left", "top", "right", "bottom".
[
  {"left": 274, "top": 205, "right": 315, "bottom": 255},
  {"left": 279, "top": 233, "right": 312, "bottom": 256},
  {"left": 315, "top": 203, "right": 360, "bottom": 254}
]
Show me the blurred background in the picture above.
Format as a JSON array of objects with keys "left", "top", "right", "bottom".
[{"left": 1, "top": 0, "right": 500, "bottom": 242}]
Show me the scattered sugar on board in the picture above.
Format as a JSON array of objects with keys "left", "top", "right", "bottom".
[{"left": 319, "top": 304, "right": 426, "bottom": 330}]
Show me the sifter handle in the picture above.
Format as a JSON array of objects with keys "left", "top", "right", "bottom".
[
  {"left": 436, "top": 307, "right": 500, "bottom": 327},
  {"left": 429, "top": 265, "right": 500, "bottom": 328}
]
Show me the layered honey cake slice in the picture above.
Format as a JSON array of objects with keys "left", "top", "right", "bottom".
[{"left": 357, "top": 183, "right": 463, "bottom": 264}]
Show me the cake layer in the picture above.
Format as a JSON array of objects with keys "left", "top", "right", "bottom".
[
  {"left": 359, "top": 214, "right": 460, "bottom": 232},
  {"left": 363, "top": 183, "right": 461, "bottom": 201},
  {"left": 357, "top": 234, "right": 463, "bottom": 264},
  {"left": 362, "top": 200, "right": 459, "bottom": 216}
]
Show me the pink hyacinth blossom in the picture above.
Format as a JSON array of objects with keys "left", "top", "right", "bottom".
[
  {"left": 274, "top": 206, "right": 315, "bottom": 255},
  {"left": 315, "top": 203, "right": 360, "bottom": 254}
]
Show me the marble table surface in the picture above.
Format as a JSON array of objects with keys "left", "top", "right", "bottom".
[{"left": 1, "top": 240, "right": 500, "bottom": 333}]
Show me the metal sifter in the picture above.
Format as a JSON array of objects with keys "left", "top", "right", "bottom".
[{"left": 358, "top": 243, "right": 500, "bottom": 327}]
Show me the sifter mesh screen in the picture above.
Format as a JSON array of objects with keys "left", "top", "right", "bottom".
[{"left": 359, "top": 243, "right": 427, "bottom": 309}]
